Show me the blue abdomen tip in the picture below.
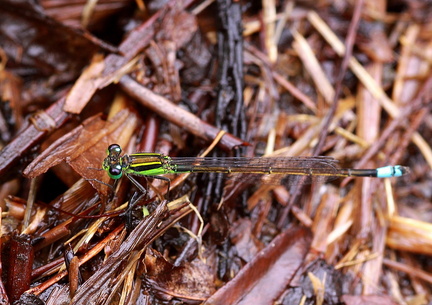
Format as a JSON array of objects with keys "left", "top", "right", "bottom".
[{"left": 376, "top": 165, "right": 410, "bottom": 178}]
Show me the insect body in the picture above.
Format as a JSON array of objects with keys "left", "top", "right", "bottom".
[{"left": 102, "top": 144, "right": 409, "bottom": 195}]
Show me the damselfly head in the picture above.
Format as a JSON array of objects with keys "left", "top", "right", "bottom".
[{"left": 103, "top": 144, "right": 124, "bottom": 179}]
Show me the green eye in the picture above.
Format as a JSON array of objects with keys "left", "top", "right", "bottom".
[{"left": 108, "top": 164, "right": 122, "bottom": 179}]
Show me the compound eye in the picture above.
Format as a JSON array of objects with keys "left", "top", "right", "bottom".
[
  {"left": 107, "top": 144, "right": 122, "bottom": 156},
  {"left": 108, "top": 164, "right": 122, "bottom": 179}
]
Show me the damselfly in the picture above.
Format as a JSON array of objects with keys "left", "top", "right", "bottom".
[{"left": 102, "top": 144, "right": 409, "bottom": 194}]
